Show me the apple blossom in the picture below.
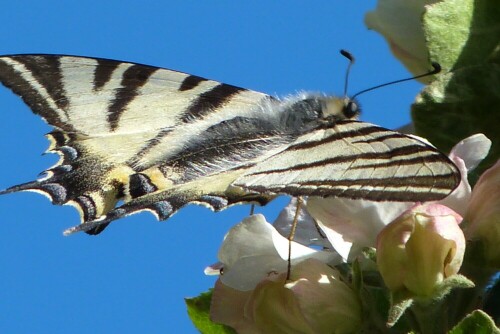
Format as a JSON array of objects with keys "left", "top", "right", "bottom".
[
  {"left": 205, "top": 214, "right": 339, "bottom": 291},
  {"left": 376, "top": 203, "right": 465, "bottom": 297},
  {"left": 210, "top": 259, "right": 362, "bottom": 334}
]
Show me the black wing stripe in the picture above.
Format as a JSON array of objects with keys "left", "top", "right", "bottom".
[
  {"left": 0, "top": 58, "right": 76, "bottom": 132},
  {"left": 180, "top": 83, "right": 246, "bottom": 123},
  {"left": 178, "top": 74, "right": 208, "bottom": 91},
  {"left": 347, "top": 155, "right": 446, "bottom": 170},
  {"left": 245, "top": 145, "right": 441, "bottom": 176},
  {"left": 297, "top": 174, "right": 457, "bottom": 188},
  {"left": 93, "top": 58, "right": 121, "bottom": 91},
  {"left": 13, "top": 56, "right": 69, "bottom": 112},
  {"left": 107, "top": 64, "right": 158, "bottom": 131},
  {"left": 127, "top": 128, "right": 173, "bottom": 167},
  {"left": 350, "top": 132, "right": 408, "bottom": 144},
  {"left": 243, "top": 174, "right": 456, "bottom": 200},
  {"left": 247, "top": 185, "right": 452, "bottom": 202},
  {"left": 287, "top": 122, "right": 388, "bottom": 151}
]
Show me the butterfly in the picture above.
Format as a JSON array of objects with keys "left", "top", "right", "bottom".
[{"left": 0, "top": 55, "right": 460, "bottom": 235}]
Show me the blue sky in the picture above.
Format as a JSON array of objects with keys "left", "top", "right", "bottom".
[{"left": 0, "top": 2, "right": 425, "bottom": 333}]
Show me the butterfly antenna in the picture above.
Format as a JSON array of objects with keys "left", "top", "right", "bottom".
[
  {"left": 351, "top": 62, "right": 441, "bottom": 100},
  {"left": 340, "top": 49, "right": 355, "bottom": 97}
]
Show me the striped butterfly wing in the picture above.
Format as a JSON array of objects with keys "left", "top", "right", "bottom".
[
  {"left": 0, "top": 55, "right": 278, "bottom": 234},
  {"left": 234, "top": 120, "right": 460, "bottom": 201}
]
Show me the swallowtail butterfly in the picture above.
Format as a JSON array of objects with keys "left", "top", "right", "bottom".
[{"left": 0, "top": 55, "right": 460, "bottom": 235}]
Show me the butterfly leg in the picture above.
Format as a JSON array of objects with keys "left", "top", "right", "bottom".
[
  {"left": 249, "top": 204, "right": 255, "bottom": 215},
  {"left": 286, "top": 196, "right": 304, "bottom": 280}
]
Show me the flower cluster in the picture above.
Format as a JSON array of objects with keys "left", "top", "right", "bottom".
[{"left": 204, "top": 134, "right": 497, "bottom": 332}]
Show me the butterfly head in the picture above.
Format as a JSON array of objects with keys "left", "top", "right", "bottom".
[
  {"left": 320, "top": 96, "right": 360, "bottom": 121},
  {"left": 278, "top": 95, "right": 359, "bottom": 134}
]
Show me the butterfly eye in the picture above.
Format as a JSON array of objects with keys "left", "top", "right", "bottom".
[{"left": 343, "top": 100, "right": 360, "bottom": 119}]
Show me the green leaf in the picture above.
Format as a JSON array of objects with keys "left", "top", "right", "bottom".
[
  {"left": 425, "top": 0, "right": 474, "bottom": 70},
  {"left": 352, "top": 258, "right": 362, "bottom": 292},
  {"left": 449, "top": 310, "right": 500, "bottom": 334},
  {"left": 426, "top": 0, "right": 500, "bottom": 70},
  {"left": 185, "top": 290, "right": 236, "bottom": 334},
  {"left": 412, "top": 0, "right": 500, "bottom": 178},
  {"left": 429, "top": 274, "right": 476, "bottom": 301},
  {"left": 361, "top": 283, "right": 407, "bottom": 332}
]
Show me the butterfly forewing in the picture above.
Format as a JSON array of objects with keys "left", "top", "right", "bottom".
[{"left": 0, "top": 54, "right": 460, "bottom": 234}]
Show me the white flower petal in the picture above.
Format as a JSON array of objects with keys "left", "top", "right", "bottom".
[
  {"left": 217, "top": 214, "right": 275, "bottom": 267},
  {"left": 215, "top": 214, "right": 339, "bottom": 291},
  {"left": 440, "top": 134, "right": 491, "bottom": 215},
  {"left": 365, "top": 0, "right": 440, "bottom": 80},
  {"left": 307, "top": 197, "right": 411, "bottom": 259},
  {"left": 439, "top": 155, "right": 470, "bottom": 216},
  {"left": 204, "top": 262, "right": 223, "bottom": 276},
  {"left": 271, "top": 225, "right": 328, "bottom": 261},
  {"left": 449, "top": 133, "right": 491, "bottom": 171},
  {"left": 273, "top": 198, "right": 331, "bottom": 248},
  {"left": 220, "top": 254, "right": 285, "bottom": 291},
  {"left": 314, "top": 224, "right": 353, "bottom": 261}
]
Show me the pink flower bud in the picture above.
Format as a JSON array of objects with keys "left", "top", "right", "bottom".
[
  {"left": 377, "top": 203, "right": 465, "bottom": 297},
  {"left": 465, "top": 160, "right": 500, "bottom": 267}
]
